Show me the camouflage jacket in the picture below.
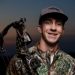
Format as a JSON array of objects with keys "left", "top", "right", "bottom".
[{"left": 6, "top": 45, "right": 75, "bottom": 75}]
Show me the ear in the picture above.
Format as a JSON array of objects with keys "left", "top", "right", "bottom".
[
  {"left": 61, "top": 29, "right": 64, "bottom": 36},
  {"left": 63, "top": 27, "right": 65, "bottom": 34},
  {"left": 37, "top": 26, "right": 42, "bottom": 33}
]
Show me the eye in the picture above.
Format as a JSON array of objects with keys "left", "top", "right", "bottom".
[
  {"left": 44, "top": 21, "right": 49, "bottom": 24},
  {"left": 43, "top": 20, "right": 52, "bottom": 25},
  {"left": 57, "top": 22, "right": 63, "bottom": 26},
  {"left": 58, "top": 23, "right": 62, "bottom": 25}
]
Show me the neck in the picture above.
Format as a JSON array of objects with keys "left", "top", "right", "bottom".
[{"left": 38, "top": 38, "right": 59, "bottom": 53}]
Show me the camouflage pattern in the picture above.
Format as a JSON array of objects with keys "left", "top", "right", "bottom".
[{"left": 6, "top": 45, "right": 75, "bottom": 75}]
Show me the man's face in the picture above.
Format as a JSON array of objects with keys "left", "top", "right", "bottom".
[{"left": 38, "top": 18, "right": 64, "bottom": 44}]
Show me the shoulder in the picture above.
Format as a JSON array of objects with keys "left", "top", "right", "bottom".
[
  {"left": 56, "top": 50, "right": 75, "bottom": 74},
  {"left": 57, "top": 50, "right": 75, "bottom": 64}
]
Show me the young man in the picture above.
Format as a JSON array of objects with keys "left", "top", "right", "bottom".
[{"left": 6, "top": 6, "right": 75, "bottom": 75}]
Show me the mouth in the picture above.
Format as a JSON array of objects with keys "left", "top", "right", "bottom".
[
  {"left": 47, "top": 32, "right": 59, "bottom": 39},
  {"left": 48, "top": 32, "right": 58, "bottom": 35}
]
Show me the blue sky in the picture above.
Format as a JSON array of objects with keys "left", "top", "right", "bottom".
[{"left": 0, "top": 0, "right": 75, "bottom": 55}]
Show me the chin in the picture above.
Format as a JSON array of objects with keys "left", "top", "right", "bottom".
[
  {"left": 46, "top": 39, "right": 59, "bottom": 45},
  {"left": 48, "top": 41, "right": 58, "bottom": 44}
]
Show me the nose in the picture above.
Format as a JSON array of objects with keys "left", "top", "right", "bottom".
[{"left": 50, "top": 23, "right": 56, "bottom": 32}]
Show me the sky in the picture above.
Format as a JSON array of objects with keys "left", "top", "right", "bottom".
[{"left": 0, "top": 0, "right": 75, "bottom": 56}]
